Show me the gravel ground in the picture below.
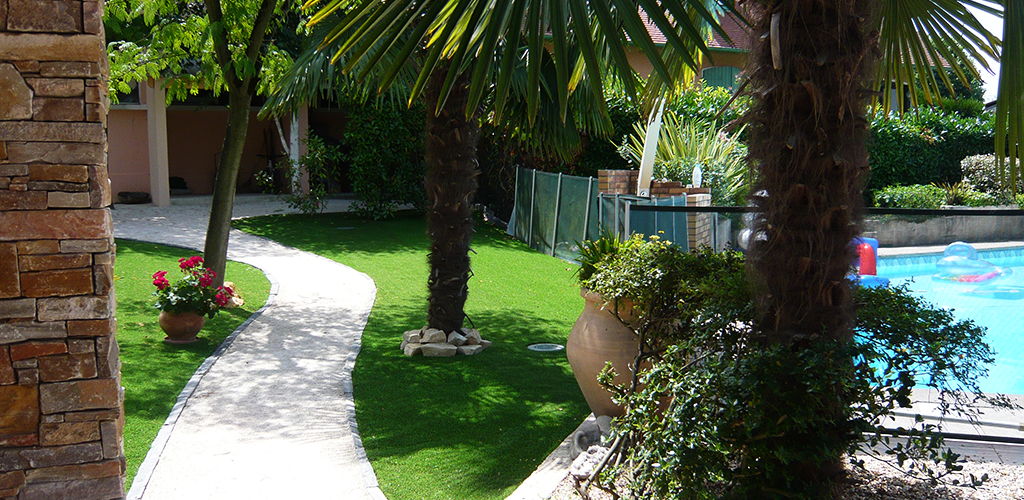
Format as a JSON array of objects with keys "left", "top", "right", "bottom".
[{"left": 548, "top": 458, "right": 1024, "bottom": 499}]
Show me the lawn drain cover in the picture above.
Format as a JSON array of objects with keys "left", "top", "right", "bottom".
[{"left": 527, "top": 343, "right": 565, "bottom": 352}]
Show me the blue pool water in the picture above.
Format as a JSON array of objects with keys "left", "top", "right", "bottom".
[{"left": 877, "top": 246, "right": 1024, "bottom": 395}]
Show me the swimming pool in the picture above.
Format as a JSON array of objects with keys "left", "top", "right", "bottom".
[{"left": 877, "top": 246, "right": 1024, "bottom": 395}]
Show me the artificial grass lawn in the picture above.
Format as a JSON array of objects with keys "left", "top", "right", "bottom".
[
  {"left": 234, "top": 212, "right": 591, "bottom": 500},
  {"left": 113, "top": 239, "right": 270, "bottom": 488}
]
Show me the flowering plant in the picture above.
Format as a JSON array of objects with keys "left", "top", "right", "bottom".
[{"left": 152, "top": 256, "right": 232, "bottom": 317}]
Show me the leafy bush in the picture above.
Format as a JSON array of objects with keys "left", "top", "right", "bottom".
[
  {"left": 873, "top": 184, "right": 945, "bottom": 209},
  {"left": 961, "top": 154, "right": 1024, "bottom": 197},
  {"left": 1018, "top": 193, "right": 1024, "bottom": 208},
  {"left": 867, "top": 108, "right": 994, "bottom": 195},
  {"left": 940, "top": 97, "right": 984, "bottom": 118},
  {"left": 257, "top": 132, "right": 344, "bottom": 215},
  {"left": 575, "top": 238, "right": 1013, "bottom": 499},
  {"left": 343, "top": 101, "right": 426, "bottom": 219},
  {"left": 961, "top": 189, "right": 998, "bottom": 207}
]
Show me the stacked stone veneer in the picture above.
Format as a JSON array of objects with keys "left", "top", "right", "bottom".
[
  {"left": 597, "top": 170, "right": 713, "bottom": 251},
  {"left": 0, "top": 1, "right": 125, "bottom": 499}
]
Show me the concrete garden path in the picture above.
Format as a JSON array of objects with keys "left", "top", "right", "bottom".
[{"left": 111, "top": 195, "right": 385, "bottom": 500}]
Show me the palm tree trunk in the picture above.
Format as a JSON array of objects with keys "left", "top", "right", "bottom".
[
  {"left": 204, "top": 89, "right": 253, "bottom": 287},
  {"left": 744, "top": 0, "right": 874, "bottom": 494},
  {"left": 424, "top": 65, "right": 480, "bottom": 333}
]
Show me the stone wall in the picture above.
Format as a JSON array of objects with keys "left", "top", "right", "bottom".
[
  {"left": 0, "top": 1, "right": 125, "bottom": 499},
  {"left": 597, "top": 170, "right": 714, "bottom": 251}
]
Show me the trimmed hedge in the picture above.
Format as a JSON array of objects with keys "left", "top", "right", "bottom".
[
  {"left": 867, "top": 108, "right": 995, "bottom": 195},
  {"left": 873, "top": 184, "right": 945, "bottom": 209}
]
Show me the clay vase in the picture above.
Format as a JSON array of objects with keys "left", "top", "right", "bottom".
[
  {"left": 566, "top": 289, "right": 639, "bottom": 419},
  {"left": 158, "top": 311, "right": 205, "bottom": 344}
]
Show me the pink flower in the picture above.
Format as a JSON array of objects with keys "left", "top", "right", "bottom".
[
  {"left": 179, "top": 256, "right": 204, "bottom": 270},
  {"left": 199, "top": 275, "right": 213, "bottom": 288},
  {"left": 215, "top": 288, "right": 231, "bottom": 307},
  {"left": 152, "top": 271, "right": 170, "bottom": 290}
]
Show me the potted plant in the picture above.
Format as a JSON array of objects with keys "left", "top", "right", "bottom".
[
  {"left": 152, "top": 256, "right": 232, "bottom": 344},
  {"left": 568, "top": 232, "right": 638, "bottom": 421}
]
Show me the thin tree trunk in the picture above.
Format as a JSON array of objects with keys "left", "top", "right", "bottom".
[
  {"left": 204, "top": 90, "right": 253, "bottom": 287},
  {"left": 744, "top": 0, "right": 874, "bottom": 495},
  {"left": 424, "top": 65, "right": 480, "bottom": 333}
]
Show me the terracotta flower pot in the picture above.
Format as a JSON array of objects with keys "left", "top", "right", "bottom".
[
  {"left": 158, "top": 311, "right": 205, "bottom": 344},
  {"left": 566, "top": 289, "right": 639, "bottom": 419}
]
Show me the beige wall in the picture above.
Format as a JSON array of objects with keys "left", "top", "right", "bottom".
[
  {"left": 624, "top": 46, "right": 747, "bottom": 84},
  {"left": 107, "top": 109, "right": 150, "bottom": 193}
]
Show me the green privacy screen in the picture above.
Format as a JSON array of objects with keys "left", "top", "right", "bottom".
[{"left": 511, "top": 168, "right": 688, "bottom": 261}]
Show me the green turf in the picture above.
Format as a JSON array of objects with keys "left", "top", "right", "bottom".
[
  {"left": 234, "top": 211, "right": 590, "bottom": 500},
  {"left": 113, "top": 239, "right": 270, "bottom": 488}
]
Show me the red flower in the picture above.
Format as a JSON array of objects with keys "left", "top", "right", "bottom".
[
  {"left": 179, "top": 256, "right": 204, "bottom": 270},
  {"left": 152, "top": 270, "right": 170, "bottom": 290},
  {"left": 215, "top": 288, "right": 231, "bottom": 307}
]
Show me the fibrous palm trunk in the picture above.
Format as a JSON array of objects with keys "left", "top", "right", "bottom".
[
  {"left": 744, "top": 0, "right": 874, "bottom": 495},
  {"left": 424, "top": 65, "right": 481, "bottom": 333}
]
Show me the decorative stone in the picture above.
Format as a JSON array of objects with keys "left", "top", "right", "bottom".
[
  {"left": 94, "top": 336, "right": 118, "bottom": 378},
  {"left": 17, "top": 367, "right": 40, "bottom": 385},
  {"left": 19, "top": 253, "right": 91, "bottom": 272},
  {"left": 42, "top": 414, "right": 64, "bottom": 424},
  {"left": 457, "top": 345, "right": 484, "bottom": 356},
  {"left": 48, "top": 192, "right": 91, "bottom": 208},
  {"left": 37, "top": 293, "right": 111, "bottom": 321},
  {"left": 27, "top": 78, "right": 84, "bottom": 98},
  {"left": 60, "top": 239, "right": 108, "bottom": 253},
  {"left": 6, "top": 142, "right": 105, "bottom": 165},
  {"left": 0, "top": 243, "right": 19, "bottom": 298},
  {"left": 402, "top": 342, "right": 423, "bottom": 356},
  {"left": 21, "top": 268, "right": 95, "bottom": 297},
  {"left": 67, "top": 319, "right": 112, "bottom": 337},
  {"left": 17, "top": 475, "right": 123, "bottom": 500},
  {"left": 93, "top": 264, "right": 113, "bottom": 295},
  {"left": 67, "top": 339, "right": 94, "bottom": 354},
  {"left": 0, "top": 470, "right": 26, "bottom": 498},
  {"left": 7, "top": 0, "right": 82, "bottom": 32},
  {"left": 82, "top": 1, "right": 104, "bottom": 35},
  {"left": 12, "top": 359, "right": 37, "bottom": 369},
  {"left": 0, "top": 191, "right": 48, "bottom": 210},
  {"left": 570, "top": 445, "right": 610, "bottom": 479},
  {"left": 27, "top": 180, "right": 91, "bottom": 192},
  {"left": 0, "top": 384, "right": 39, "bottom": 445},
  {"left": 10, "top": 340, "right": 67, "bottom": 361},
  {"left": 480, "top": 339, "right": 493, "bottom": 349},
  {"left": 0, "top": 299, "right": 36, "bottom": 319},
  {"left": 23, "top": 459, "right": 121, "bottom": 483},
  {"left": 402, "top": 329, "right": 422, "bottom": 343},
  {"left": 63, "top": 409, "right": 120, "bottom": 422},
  {"left": 421, "top": 328, "right": 446, "bottom": 343},
  {"left": 18, "top": 442, "right": 103, "bottom": 469},
  {"left": 29, "top": 164, "right": 90, "bottom": 182},
  {"left": 0, "top": 164, "right": 29, "bottom": 176},
  {"left": 99, "top": 420, "right": 119, "bottom": 459},
  {"left": 0, "top": 346, "right": 14, "bottom": 385},
  {"left": 39, "top": 421, "right": 99, "bottom": 446},
  {"left": 447, "top": 332, "right": 467, "bottom": 346},
  {"left": 33, "top": 97, "right": 85, "bottom": 122},
  {"left": 17, "top": 240, "right": 60, "bottom": 254},
  {"left": 0, "top": 322, "right": 67, "bottom": 345},
  {"left": 0, "top": 209, "right": 110, "bottom": 241},
  {"left": 39, "top": 379, "right": 119, "bottom": 414},
  {"left": 39, "top": 62, "right": 100, "bottom": 78},
  {"left": 0, "top": 64, "right": 32, "bottom": 120},
  {"left": 421, "top": 342, "right": 457, "bottom": 357},
  {"left": 0, "top": 122, "right": 104, "bottom": 143},
  {"left": 39, "top": 353, "right": 98, "bottom": 382},
  {"left": 463, "top": 329, "right": 482, "bottom": 345},
  {"left": 0, "top": 35, "right": 104, "bottom": 64},
  {"left": 88, "top": 165, "right": 110, "bottom": 208}
]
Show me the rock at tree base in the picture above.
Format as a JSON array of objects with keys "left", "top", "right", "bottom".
[
  {"left": 400, "top": 327, "right": 492, "bottom": 356},
  {"left": 421, "top": 328, "right": 446, "bottom": 343},
  {"left": 403, "top": 342, "right": 423, "bottom": 356},
  {"left": 420, "top": 343, "right": 457, "bottom": 357}
]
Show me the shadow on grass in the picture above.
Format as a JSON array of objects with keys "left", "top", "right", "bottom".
[{"left": 355, "top": 302, "right": 588, "bottom": 498}]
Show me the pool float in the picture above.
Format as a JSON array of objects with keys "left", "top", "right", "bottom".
[
  {"left": 932, "top": 242, "right": 1012, "bottom": 284},
  {"left": 851, "top": 237, "right": 890, "bottom": 288}
]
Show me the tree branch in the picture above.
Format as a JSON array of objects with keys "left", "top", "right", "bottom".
[{"left": 203, "top": 0, "right": 241, "bottom": 91}]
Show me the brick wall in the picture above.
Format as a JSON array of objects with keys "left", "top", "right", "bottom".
[
  {"left": 0, "top": 1, "right": 125, "bottom": 499},
  {"left": 597, "top": 170, "right": 714, "bottom": 250}
]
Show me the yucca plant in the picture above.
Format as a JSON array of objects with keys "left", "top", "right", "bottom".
[{"left": 621, "top": 111, "right": 750, "bottom": 205}]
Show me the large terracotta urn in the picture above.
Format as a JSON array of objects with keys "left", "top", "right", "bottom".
[
  {"left": 158, "top": 311, "right": 205, "bottom": 344},
  {"left": 566, "top": 289, "right": 639, "bottom": 419}
]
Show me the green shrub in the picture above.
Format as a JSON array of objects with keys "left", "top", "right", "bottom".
[
  {"left": 961, "top": 189, "right": 998, "bottom": 207},
  {"left": 873, "top": 184, "right": 945, "bottom": 209},
  {"left": 961, "top": 154, "right": 1024, "bottom": 197},
  {"left": 1018, "top": 193, "right": 1024, "bottom": 207},
  {"left": 867, "top": 108, "right": 994, "bottom": 195},
  {"left": 257, "top": 132, "right": 343, "bottom": 215},
  {"left": 940, "top": 97, "right": 984, "bottom": 118},
  {"left": 574, "top": 239, "right": 1012, "bottom": 499},
  {"left": 343, "top": 101, "right": 426, "bottom": 219}
]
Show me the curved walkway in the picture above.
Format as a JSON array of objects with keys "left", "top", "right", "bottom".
[{"left": 112, "top": 196, "right": 384, "bottom": 500}]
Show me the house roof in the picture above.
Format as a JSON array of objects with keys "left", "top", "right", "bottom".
[{"left": 641, "top": 10, "right": 753, "bottom": 51}]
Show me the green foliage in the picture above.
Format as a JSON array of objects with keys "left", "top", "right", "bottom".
[
  {"left": 666, "top": 85, "right": 748, "bottom": 128},
  {"left": 620, "top": 112, "right": 749, "bottom": 206},
  {"left": 258, "top": 132, "right": 344, "bottom": 215},
  {"left": 104, "top": 0, "right": 297, "bottom": 103},
  {"left": 873, "top": 184, "right": 946, "bottom": 209},
  {"left": 1018, "top": 193, "right": 1024, "bottom": 208},
  {"left": 342, "top": 101, "right": 426, "bottom": 219},
  {"left": 867, "top": 108, "right": 995, "bottom": 195},
  {"left": 960, "top": 189, "right": 999, "bottom": 207},
  {"left": 574, "top": 229, "right": 621, "bottom": 284},
  {"left": 574, "top": 240, "right": 1013, "bottom": 498},
  {"left": 940, "top": 97, "right": 985, "bottom": 118},
  {"left": 961, "top": 154, "right": 1024, "bottom": 198}
]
